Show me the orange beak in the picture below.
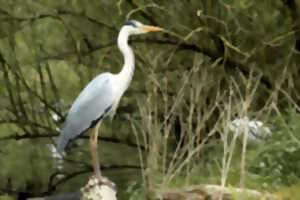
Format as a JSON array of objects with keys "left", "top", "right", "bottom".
[{"left": 142, "top": 25, "right": 163, "bottom": 32}]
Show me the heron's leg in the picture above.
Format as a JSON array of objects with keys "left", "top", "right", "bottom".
[
  {"left": 89, "top": 123, "right": 116, "bottom": 189},
  {"left": 90, "top": 123, "right": 102, "bottom": 179}
]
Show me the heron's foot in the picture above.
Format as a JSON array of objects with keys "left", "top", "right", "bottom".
[{"left": 94, "top": 175, "right": 117, "bottom": 191}]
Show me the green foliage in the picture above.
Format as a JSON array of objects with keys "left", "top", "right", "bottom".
[
  {"left": 124, "top": 181, "right": 146, "bottom": 200},
  {"left": 0, "top": 0, "right": 300, "bottom": 199},
  {"left": 0, "top": 140, "right": 53, "bottom": 191},
  {"left": 247, "top": 109, "right": 300, "bottom": 188}
]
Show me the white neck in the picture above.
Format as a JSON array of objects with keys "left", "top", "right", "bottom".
[{"left": 117, "top": 27, "right": 135, "bottom": 91}]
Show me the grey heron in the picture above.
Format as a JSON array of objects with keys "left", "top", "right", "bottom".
[{"left": 57, "top": 20, "right": 162, "bottom": 182}]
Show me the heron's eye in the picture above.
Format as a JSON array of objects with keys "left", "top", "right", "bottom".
[{"left": 125, "top": 20, "right": 137, "bottom": 28}]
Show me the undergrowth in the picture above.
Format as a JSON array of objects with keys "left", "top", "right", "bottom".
[{"left": 127, "top": 54, "right": 300, "bottom": 199}]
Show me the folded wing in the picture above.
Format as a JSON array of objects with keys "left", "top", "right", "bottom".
[{"left": 57, "top": 73, "right": 115, "bottom": 153}]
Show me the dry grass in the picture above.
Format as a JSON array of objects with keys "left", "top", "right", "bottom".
[
  {"left": 128, "top": 23, "right": 300, "bottom": 199},
  {"left": 128, "top": 53, "right": 300, "bottom": 199}
]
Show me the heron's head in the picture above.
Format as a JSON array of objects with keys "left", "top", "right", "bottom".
[{"left": 123, "top": 20, "right": 163, "bottom": 35}]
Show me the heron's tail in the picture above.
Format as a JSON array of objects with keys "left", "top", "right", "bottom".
[{"left": 57, "top": 127, "right": 71, "bottom": 154}]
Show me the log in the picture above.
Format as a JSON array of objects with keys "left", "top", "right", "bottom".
[{"left": 153, "top": 184, "right": 278, "bottom": 200}]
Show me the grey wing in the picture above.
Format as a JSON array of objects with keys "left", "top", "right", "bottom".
[{"left": 57, "top": 73, "right": 115, "bottom": 153}]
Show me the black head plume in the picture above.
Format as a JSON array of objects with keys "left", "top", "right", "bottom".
[{"left": 125, "top": 20, "right": 137, "bottom": 27}]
